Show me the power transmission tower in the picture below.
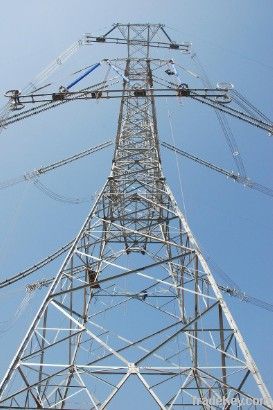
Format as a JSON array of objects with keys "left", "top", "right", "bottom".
[{"left": 0, "top": 23, "right": 272, "bottom": 409}]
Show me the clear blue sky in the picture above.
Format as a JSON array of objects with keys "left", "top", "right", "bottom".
[{"left": 0, "top": 0, "right": 272, "bottom": 394}]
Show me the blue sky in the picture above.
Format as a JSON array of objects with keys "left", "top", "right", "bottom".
[{"left": 0, "top": 0, "right": 272, "bottom": 395}]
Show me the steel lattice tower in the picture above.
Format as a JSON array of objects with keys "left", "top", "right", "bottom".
[{"left": 0, "top": 24, "right": 272, "bottom": 409}]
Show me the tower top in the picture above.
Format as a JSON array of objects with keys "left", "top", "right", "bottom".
[{"left": 84, "top": 23, "right": 191, "bottom": 55}]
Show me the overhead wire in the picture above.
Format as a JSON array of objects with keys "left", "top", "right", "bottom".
[
  {"left": 0, "top": 231, "right": 272, "bottom": 315},
  {"left": 190, "top": 53, "right": 247, "bottom": 177},
  {"left": 161, "top": 141, "right": 273, "bottom": 199},
  {"left": 231, "top": 89, "right": 272, "bottom": 124},
  {"left": 165, "top": 102, "right": 188, "bottom": 219},
  {"left": 0, "top": 140, "right": 113, "bottom": 192},
  {"left": 154, "top": 63, "right": 272, "bottom": 134},
  {"left": 213, "top": 109, "right": 246, "bottom": 177},
  {"left": 205, "top": 257, "right": 273, "bottom": 313},
  {"left": 190, "top": 93, "right": 272, "bottom": 133},
  {"left": 0, "top": 39, "right": 86, "bottom": 134},
  {"left": 0, "top": 175, "right": 26, "bottom": 190},
  {"left": 32, "top": 179, "right": 88, "bottom": 204},
  {"left": 0, "top": 239, "right": 74, "bottom": 289},
  {"left": 20, "top": 266, "right": 273, "bottom": 314},
  {"left": 0, "top": 291, "right": 35, "bottom": 336}
]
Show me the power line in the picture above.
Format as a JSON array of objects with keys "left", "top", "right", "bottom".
[
  {"left": 23, "top": 272, "right": 273, "bottom": 313},
  {"left": 0, "top": 140, "right": 113, "bottom": 190},
  {"left": 162, "top": 141, "right": 273, "bottom": 198},
  {"left": 33, "top": 180, "right": 88, "bottom": 204},
  {"left": 191, "top": 53, "right": 246, "bottom": 177},
  {"left": 0, "top": 240, "right": 73, "bottom": 289}
]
